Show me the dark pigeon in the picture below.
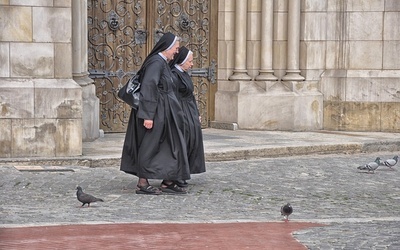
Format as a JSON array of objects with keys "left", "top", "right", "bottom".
[
  {"left": 281, "top": 203, "right": 293, "bottom": 221},
  {"left": 76, "top": 186, "right": 104, "bottom": 207}
]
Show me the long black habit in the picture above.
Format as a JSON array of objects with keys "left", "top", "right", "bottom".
[
  {"left": 169, "top": 47, "right": 206, "bottom": 175},
  {"left": 120, "top": 32, "right": 190, "bottom": 181}
]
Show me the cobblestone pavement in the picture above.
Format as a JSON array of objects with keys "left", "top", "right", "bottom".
[{"left": 1, "top": 152, "right": 399, "bottom": 249}]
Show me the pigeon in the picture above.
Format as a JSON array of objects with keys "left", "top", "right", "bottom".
[
  {"left": 281, "top": 203, "right": 293, "bottom": 221},
  {"left": 380, "top": 156, "right": 398, "bottom": 169},
  {"left": 357, "top": 157, "right": 381, "bottom": 174},
  {"left": 76, "top": 186, "right": 104, "bottom": 207}
]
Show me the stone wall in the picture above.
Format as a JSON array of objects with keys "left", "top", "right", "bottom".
[
  {"left": 214, "top": 0, "right": 400, "bottom": 132},
  {"left": 215, "top": 0, "right": 323, "bottom": 131},
  {"left": 0, "top": 0, "right": 82, "bottom": 157},
  {"left": 320, "top": 0, "right": 400, "bottom": 132}
]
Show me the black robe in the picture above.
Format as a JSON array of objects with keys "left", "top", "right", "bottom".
[
  {"left": 171, "top": 67, "right": 206, "bottom": 174},
  {"left": 120, "top": 54, "right": 190, "bottom": 181}
]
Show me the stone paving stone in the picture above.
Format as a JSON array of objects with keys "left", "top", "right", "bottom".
[
  {"left": 1, "top": 152, "right": 400, "bottom": 249},
  {"left": 294, "top": 221, "right": 400, "bottom": 249}
]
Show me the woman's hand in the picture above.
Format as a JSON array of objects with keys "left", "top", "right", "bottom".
[{"left": 144, "top": 120, "right": 153, "bottom": 129}]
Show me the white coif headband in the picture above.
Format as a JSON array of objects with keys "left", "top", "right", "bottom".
[
  {"left": 166, "top": 36, "right": 178, "bottom": 51},
  {"left": 180, "top": 50, "right": 193, "bottom": 65}
]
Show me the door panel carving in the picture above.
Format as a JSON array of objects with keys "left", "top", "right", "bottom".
[
  {"left": 153, "top": 0, "right": 217, "bottom": 127},
  {"left": 88, "top": 0, "right": 148, "bottom": 132},
  {"left": 88, "top": 0, "right": 216, "bottom": 132}
]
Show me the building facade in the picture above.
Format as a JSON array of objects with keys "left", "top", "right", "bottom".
[
  {"left": 0, "top": 0, "right": 399, "bottom": 158},
  {"left": 215, "top": 0, "right": 400, "bottom": 131}
]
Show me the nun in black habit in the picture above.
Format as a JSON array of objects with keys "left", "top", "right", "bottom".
[
  {"left": 169, "top": 46, "right": 206, "bottom": 180},
  {"left": 120, "top": 32, "right": 190, "bottom": 195}
]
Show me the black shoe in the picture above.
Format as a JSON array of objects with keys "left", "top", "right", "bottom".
[
  {"left": 174, "top": 180, "right": 188, "bottom": 188},
  {"left": 161, "top": 181, "right": 187, "bottom": 194}
]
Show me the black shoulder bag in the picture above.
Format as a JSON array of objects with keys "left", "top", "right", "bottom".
[{"left": 118, "top": 73, "right": 141, "bottom": 110}]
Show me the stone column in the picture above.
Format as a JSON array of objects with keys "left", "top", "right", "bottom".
[
  {"left": 72, "top": 0, "right": 100, "bottom": 141},
  {"left": 282, "top": 0, "right": 304, "bottom": 81},
  {"left": 72, "top": 1, "right": 82, "bottom": 75},
  {"left": 255, "top": 0, "right": 277, "bottom": 81},
  {"left": 229, "top": 0, "right": 251, "bottom": 80}
]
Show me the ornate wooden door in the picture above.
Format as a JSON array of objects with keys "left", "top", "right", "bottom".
[{"left": 88, "top": 0, "right": 217, "bottom": 132}]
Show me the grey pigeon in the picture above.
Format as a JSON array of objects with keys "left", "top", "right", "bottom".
[
  {"left": 281, "top": 203, "right": 293, "bottom": 221},
  {"left": 380, "top": 156, "right": 398, "bottom": 169},
  {"left": 357, "top": 157, "right": 381, "bottom": 174},
  {"left": 76, "top": 186, "right": 104, "bottom": 207}
]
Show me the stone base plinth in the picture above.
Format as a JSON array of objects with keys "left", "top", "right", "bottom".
[
  {"left": 321, "top": 70, "right": 400, "bottom": 132},
  {"left": 0, "top": 79, "right": 82, "bottom": 157},
  {"left": 214, "top": 80, "right": 323, "bottom": 131}
]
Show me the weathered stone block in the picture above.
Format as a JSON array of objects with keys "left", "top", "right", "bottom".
[
  {"left": 349, "top": 12, "right": 383, "bottom": 40},
  {"left": 346, "top": 0, "right": 384, "bottom": 11},
  {"left": 0, "top": 79, "right": 34, "bottom": 118},
  {"left": 320, "top": 74, "right": 346, "bottom": 101},
  {"left": 384, "top": 12, "right": 400, "bottom": 40},
  {"left": 293, "top": 93, "right": 323, "bottom": 130},
  {"left": 55, "top": 118, "right": 82, "bottom": 156},
  {"left": 326, "top": 12, "right": 343, "bottom": 41},
  {"left": 348, "top": 41, "right": 382, "bottom": 69},
  {"left": 238, "top": 92, "right": 295, "bottom": 130},
  {"left": 10, "top": 0, "right": 52, "bottom": 6},
  {"left": 0, "top": 43, "right": 10, "bottom": 77},
  {"left": 341, "top": 102, "right": 381, "bottom": 131},
  {"left": 81, "top": 83, "right": 100, "bottom": 142},
  {"left": 55, "top": 43, "right": 72, "bottom": 78},
  {"left": 214, "top": 81, "right": 238, "bottom": 123},
  {"left": 302, "top": 0, "right": 328, "bottom": 12},
  {"left": 345, "top": 77, "right": 381, "bottom": 102},
  {"left": 34, "top": 79, "right": 82, "bottom": 119},
  {"left": 379, "top": 78, "right": 400, "bottom": 102},
  {"left": 0, "top": 119, "right": 11, "bottom": 157},
  {"left": 11, "top": 119, "right": 56, "bottom": 157},
  {"left": 215, "top": 81, "right": 322, "bottom": 131},
  {"left": 323, "top": 101, "right": 343, "bottom": 130},
  {"left": 300, "top": 41, "right": 326, "bottom": 70},
  {"left": 33, "top": 7, "right": 71, "bottom": 43},
  {"left": 54, "top": 0, "right": 71, "bottom": 7},
  {"left": 385, "top": 0, "right": 400, "bottom": 11},
  {"left": 383, "top": 41, "right": 400, "bottom": 69},
  {"left": 381, "top": 102, "right": 400, "bottom": 132},
  {"left": 301, "top": 13, "right": 327, "bottom": 41},
  {"left": 0, "top": 6, "right": 32, "bottom": 42},
  {"left": 10, "top": 43, "right": 54, "bottom": 77},
  {"left": 324, "top": 101, "right": 382, "bottom": 131}
]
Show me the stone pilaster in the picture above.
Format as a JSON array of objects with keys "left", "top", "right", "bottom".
[
  {"left": 282, "top": 0, "right": 304, "bottom": 81},
  {"left": 255, "top": 0, "right": 277, "bottom": 81},
  {"left": 72, "top": 0, "right": 100, "bottom": 141},
  {"left": 229, "top": 0, "right": 251, "bottom": 80}
]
